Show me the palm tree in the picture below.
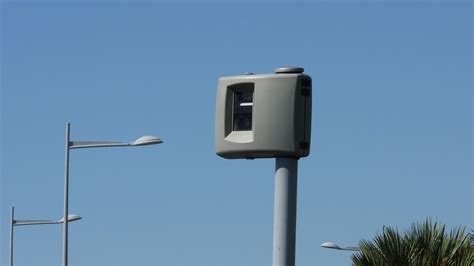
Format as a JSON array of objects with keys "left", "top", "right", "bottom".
[{"left": 352, "top": 219, "right": 474, "bottom": 266}]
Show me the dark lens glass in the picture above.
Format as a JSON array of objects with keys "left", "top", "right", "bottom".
[{"left": 233, "top": 91, "right": 253, "bottom": 131}]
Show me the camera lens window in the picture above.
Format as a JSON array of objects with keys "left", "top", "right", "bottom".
[{"left": 233, "top": 91, "right": 253, "bottom": 131}]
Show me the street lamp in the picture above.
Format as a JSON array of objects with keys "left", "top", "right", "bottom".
[
  {"left": 321, "top": 241, "right": 360, "bottom": 252},
  {"left": 62, "top": 123, "right": 162, "bottom": 266},
  {"left": 9, "top": 206, "right": 81, "bottom": 266}
]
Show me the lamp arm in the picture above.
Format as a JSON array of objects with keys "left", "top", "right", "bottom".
[
  {"left": 69, "top": 141, "right": 131, "bottom": 149},
  {"left": 14, "top": 220, "right": 60, "bottom": 226},
  {"left": 342, "top": 246, "right": 360, "bottom": 251}
]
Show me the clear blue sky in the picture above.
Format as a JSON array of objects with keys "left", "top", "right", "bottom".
[{"left": 1, "top": 1, "right": 471, "bottom": 265}]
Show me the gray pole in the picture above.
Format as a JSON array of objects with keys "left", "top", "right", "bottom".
[
  {"left": 63, "top": 123, "right": 70, "bottom": 266},
  {"left": 9, "top": 206, "right": 14, "bottom": 266},
  {"left": 272, "top": 158, "right": 298, "bottom": 266}
]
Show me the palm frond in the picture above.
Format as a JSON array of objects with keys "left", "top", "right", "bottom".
[{"left": 351, "top": 218, "right": 474, "bottom": 266}]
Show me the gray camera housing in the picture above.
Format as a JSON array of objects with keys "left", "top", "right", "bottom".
[{"left": 215, "top": 67, "right": 312, "bottom": 159}]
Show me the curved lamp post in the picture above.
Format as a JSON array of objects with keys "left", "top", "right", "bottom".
[
  {"left": 62, "top": 123, "right": 162, "bottom": 266},
  {"left": 321, "top": 241, "right": 360, "bottom": 252},
  {"left": 9, "top": 206, "right": 81, "bottom": 266}
]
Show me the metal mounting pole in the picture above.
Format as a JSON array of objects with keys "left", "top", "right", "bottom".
[
  {"left": 63, "top": 123, "right": 70, "bottom": 266},
  {"left": 9, "top": 206, "right": 14, "bottom": 266},
  {"left": 272, "top": 158, "right": 298, "bottom": 266}
]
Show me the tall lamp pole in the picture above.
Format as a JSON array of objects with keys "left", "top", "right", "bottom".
[
  {"left": 9, "top": 206, "right": 81, "bottom": 266},
  {"left": 63, "top": 124, "right": 71, "bottom": 266},
  {"left": 9, "top": 207, "right": 14, "bottom": 266},
  {"left": 62, "top": 123, "right": 163, "bottom": 266}
]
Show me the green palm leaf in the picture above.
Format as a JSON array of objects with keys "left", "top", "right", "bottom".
[{"left": 351, "top": 218, "right": 474, "bottom": 266}]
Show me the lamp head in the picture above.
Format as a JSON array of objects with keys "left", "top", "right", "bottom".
[
  {"left": 321, "top": 242, "right": 341, "bottom": 250},
  {"left": 131, "top": 136, "right": 163, "bottom": 146},
  {"left": 59, "top": 214, "right": 82, "bottom": 223}
]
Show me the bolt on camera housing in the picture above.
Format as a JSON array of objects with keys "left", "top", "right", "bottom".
[{"left": 215, "top": 67, "right": 312, "bottom": 159}]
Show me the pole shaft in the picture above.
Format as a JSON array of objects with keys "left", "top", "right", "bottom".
[
  {"left": 272, "top": 158, "right": 298, "bottom": 266},
  {"left": 63, "top": 123, "right": 70, "bottom": 266},
  {"left": 9, "top": 206, "right": 14, "bottom": 266}
]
